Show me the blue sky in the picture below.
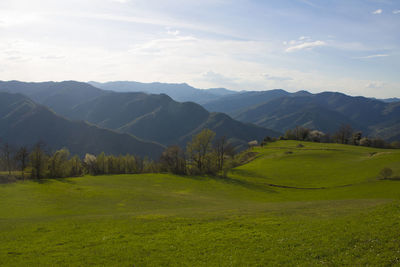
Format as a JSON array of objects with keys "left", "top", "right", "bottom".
[{"left": 0, "top": 0, "right": 399, "bottom": 97}]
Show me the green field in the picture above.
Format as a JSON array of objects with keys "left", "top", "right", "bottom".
[{"left": 1, "top": 141, "right": 400, "bottom": 266}]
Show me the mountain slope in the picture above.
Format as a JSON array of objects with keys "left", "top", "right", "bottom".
[
  {"left": 0, "top": 80, "right": 106, "bottom": 116},
  {"left": 0, "top": 92, "right": 164, "bottom": 158},
  {"left": 233, "top": 92, "right": 400, "bottom": 139},
  {"left": 235, "top": 96, "right": 362, "bottom": 133},
  {"left": 89, "top": 81, "right": 237, "bottom": 104},
  {"left": 203, "top": 89, "right": 291, "bottom": 115},
  {"left": 63, "top": 91, "right": 280, "bottom": 148}
]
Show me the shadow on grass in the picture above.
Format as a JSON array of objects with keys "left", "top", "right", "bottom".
[
  {"left": 178, "top": 173, "right": 277, "bottom": 194},
  {"left": 381, "top": 177, "right": 400, "bottom": 181}
]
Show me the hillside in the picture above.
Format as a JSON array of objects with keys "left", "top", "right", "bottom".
[
  {"left": 204, "top": 90, "right": 400, "bottom": 141},
  {"left": 0, "top": 80, "right": 106, "bottom": 116},
  {"left": 1, "top": 141, "right": 400, "bottom": 265},
  {"left": 64, "top": 91, "right": 279, "bottom": 149},
  {"left": 203, "top": 89, "right": 291, "bottom": 115},
  {"left": 89, "top": 81, "right": 237, "bottom": 104},
  {"left": 0, "top": 81, "right": 279, "bottom": 149},
  {"left": 0, "top": 92, "right": 164, "bottom": 158}
]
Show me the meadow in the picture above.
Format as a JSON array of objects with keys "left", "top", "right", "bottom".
[{"left": 1, "top": 141, "right": 400, "bottom": 266}]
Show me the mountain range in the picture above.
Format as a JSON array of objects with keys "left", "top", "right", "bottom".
[
  {"left": 1, "top": 79, "right": 399, "bottom": 159},
  {"left": 89, "top": 81, "right": 236, "bottom": 104},
  {"left": 0, "top": 81, "right": 278, "bottom": 157},
  {"left": 0, "top": 92, "right": 164, "bottom": 158},
  {"left": 202, "top": 90, "right": 400, "bottom": 141}
]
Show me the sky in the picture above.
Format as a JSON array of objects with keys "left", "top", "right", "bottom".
[{"left": 0, "top": 0, "right": 399, "bottom": 98}]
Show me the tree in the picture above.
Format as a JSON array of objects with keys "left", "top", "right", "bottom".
[
  {"left": 48, "top": 148, "right": 70, "bottom": 178},
  {"left": 309, "top": 130, "right": 324, "bottom": 142},
  {"left": 83, "top": 153, "right": 97, "bottom": 175},
  {"left": 96, "top": 152, "right": 107, "bottom": 174},
  {"left": 391, "top": 141, "right": 400, "bottom": 149},
  {"left": 214, "top": 136, "right": 227, "bottom": 171},
  {"left": 1, "top": 143, "right": 13, "bottom": 176},
  {"left": 352, "top": 132, "right": 362, "bottom": 145},
  {"left": 69, "top": 155, "right": 83, "bottom": 177},
  {"left": 160, "top": 145, "right": 186, "bottom": 174},
  {"left": 187, "top": 129, "right": 216, "bottom": 174},
  {"left": 294, "top": 126, "right": 310, "bottom": 141},
  {"left": 248, "top": 140, "right": 258, "bottom": 148},
  {"left": 29, "top": 142, "right": 48, "bottom": 179},
  {"left": 359, "top": 137, "right": 371, "bottom": 147},
  {"left": 15, "top": 146, "right": 29, "bottom": 178},
  {"left": 284, "top": 129, "right": 296, "bottom": 140},
  {"left": 334, "top": 124, "right": 353, "bottom": 144}
]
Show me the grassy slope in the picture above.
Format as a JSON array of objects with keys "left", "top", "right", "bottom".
[{"left": 1, "top": 141, "right": 400, "bottom": 266}]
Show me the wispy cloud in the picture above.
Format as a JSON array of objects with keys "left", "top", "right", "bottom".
[
  {"left": 263, "top": 74, "right": 293, "bottom": 81},
  {"left": 355, "top": 54, "right": 389, "bottom": 59},
  {"left": 393, "top": 10, "right": 400, "bottom": 14},
  {"left": 166, "top": 28, "right": 180, "bottom": 36},
  {"left": 372, "top": 9, "right": 382, "bottom": 15},
  {"left": 110, "top": 0, "right": 130, "bottom": 3},
  {"left": 285, "top": 40, "right": 326, "bottom": 53}
]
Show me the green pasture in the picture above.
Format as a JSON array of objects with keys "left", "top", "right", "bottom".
[{"left": 1, "top": 141, "right": 400, "bottom": 266}]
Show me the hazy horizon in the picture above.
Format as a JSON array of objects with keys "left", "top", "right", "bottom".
[{"left": 1, "top": 0, "right": 399, "bottom": 98}]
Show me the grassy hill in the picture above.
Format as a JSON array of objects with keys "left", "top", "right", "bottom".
[
  {"left": 1, "top": 141, "right": 400, "bottom": 265},
  {"left": 0, "top": 92, "right": 164, "bottom": 158}
]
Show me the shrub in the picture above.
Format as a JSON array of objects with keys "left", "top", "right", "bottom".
[{"left": 380, "top": 167, "right": 393, "bottom": 179}]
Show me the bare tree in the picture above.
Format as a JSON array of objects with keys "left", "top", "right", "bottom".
[
  {"left": 160, "top": 145, "right": 186, "bottom": 174},
  {"left": 334, "top": 124, "right": 353, "bottom": 144},
  {"left": 15, "top": 146, "right": 29, "bottom": 178},
  {"left": 1, "top": 143, "right": 13, "bottom": 176},
  {"left": 29, "top": 142, "right": 48, "bottom": 179}
]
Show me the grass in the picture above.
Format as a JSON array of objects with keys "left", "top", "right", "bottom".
[{"left": 1, "top": 141, "right": 400, "bottom": 266}]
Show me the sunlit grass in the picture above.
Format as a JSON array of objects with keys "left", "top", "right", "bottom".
[{"left": 1, "top": 141, "right": 400, "bottom": 266}]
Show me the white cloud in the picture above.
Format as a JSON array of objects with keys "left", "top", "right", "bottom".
[
  {"left": 366, "top": 81, "right": 385, "bottom": 90},
  {"left": 298, "top": 36, "right": 310, "bottom": 41},
  {"left": 355, "top": 54, "right": 388, "bottom": 59},
  {"left": 372, "top": 9, "right": 382, "bottom": 14},
  {"left": 110, "top": 0, "right": 129, "bottom": 3},
  {"left": 285, "top": 40, "right": 326, "bottom": 52},
  {"left": 393, "top": 10, "right": 400, "bottom": 14},
  {"left": 166, "top": 28, "right": 180, "bottom": 36}
]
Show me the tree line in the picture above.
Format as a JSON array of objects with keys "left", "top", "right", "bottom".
[
  {"left": 0, "top": 129, "right": 237, "bottom": 180},
  {"left": 271, "top": 124, "right": 400, "bottom": 149}
]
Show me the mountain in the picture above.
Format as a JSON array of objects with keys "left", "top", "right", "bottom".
[
  {"left": 380, "top": 98, "right": 400, "bottom": 103},
  {"left": 232, "top": 92, "right": 400, "bottom": 141},
  {"left": 62, "top": 91, "right": 279, "bottom": 149},
  {"left": 234, "top": 95, "right": 362, "bottom": 133},
  {"left": 0, "top": 80, "right": 106, "bottom": 116},
  {"left": 0, "top": 92, "right": 164, "bottom": 158},
  {"left": 203, "top": 89, "right": 292, "bottom": 116},
  {"left": 88, "top": 81, "right": 237, "bottom": 104},
  {"left": 0, "top": 81, "right": 278, "bottom": 150}
]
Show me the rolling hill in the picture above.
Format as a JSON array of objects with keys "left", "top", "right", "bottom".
[
  {"left": 1, "top": 141, "right": 400, "bottom": 265},
  {"left": 0, "top": 92, "right": 164, "bottom": 158}
]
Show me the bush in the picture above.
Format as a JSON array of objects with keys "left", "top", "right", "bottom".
[{"left": 380, "top": 167, "right": 393, "bottom": 179}]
